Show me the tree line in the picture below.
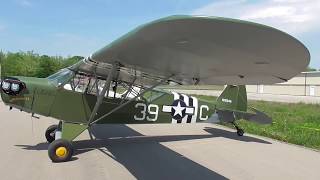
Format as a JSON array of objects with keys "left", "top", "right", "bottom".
[{"left": 0, "top": 51, "right": 83, "bottom": 78}]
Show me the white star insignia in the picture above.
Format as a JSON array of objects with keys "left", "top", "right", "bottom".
[{"left": 172, "top": 101, "right": 185, "bottom": 117}]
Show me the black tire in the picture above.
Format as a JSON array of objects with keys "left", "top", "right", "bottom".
[
  {"left": 48, "top": 139, "right": 74, "bottom": 162},
  {"left": 45, "top": 124, "right": 58, "bottom": 143},
  {"left": 237, "top": 129, "right": 244, "bottom": 136}
]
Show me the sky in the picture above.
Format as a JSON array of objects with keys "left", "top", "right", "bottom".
[{"left": 0, "top": 0, "right": 319, "bottom": 68}]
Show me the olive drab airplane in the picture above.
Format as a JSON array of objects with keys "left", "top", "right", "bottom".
[{"left": 0, "top": 15, "right": 310, "bottom": 162}]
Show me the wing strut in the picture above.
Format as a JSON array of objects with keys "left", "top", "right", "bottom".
[
  {"left": 120, "top": 77, "right": 136, "bottom": 104},
  {"left": 89, "top": 74, "right": 174, "bottom": 125},
  {"left": 87, "top": 62, "right": 119, "bottom": 123}
]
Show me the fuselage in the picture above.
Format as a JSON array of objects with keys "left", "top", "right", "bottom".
[{"left": 1, "top": 74, "right": 216, "bottom": 125}]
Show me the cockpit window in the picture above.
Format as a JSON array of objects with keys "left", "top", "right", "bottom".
[
  {"left": 47, "top": 68, "right": 75, "bottom": 87},
  {"left": 63, "top": 73, "right": 89, "bottom": 93}
]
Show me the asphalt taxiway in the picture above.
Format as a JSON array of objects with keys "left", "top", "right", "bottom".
[{"left": 0, "top": 102, "right": 320, "bottom": 180}]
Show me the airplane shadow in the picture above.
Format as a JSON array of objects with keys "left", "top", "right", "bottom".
[{"left": 16, "top": 125, "right": 271, "bottom": 180}]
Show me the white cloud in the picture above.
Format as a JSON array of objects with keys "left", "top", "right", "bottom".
[{"left": 192, "top": 0, "right": 320, "bottom": 34}]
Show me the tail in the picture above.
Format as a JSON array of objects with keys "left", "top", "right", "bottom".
[
  {"left": 215, "top": 85, "right": 271, "bottom": 124},
  {"left": 216, "top": 85, "right": 247, "bottom": 113}
]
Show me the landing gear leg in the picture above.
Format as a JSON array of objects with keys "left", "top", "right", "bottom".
[
  {"left": 232, "top": 122, "right": 244, "bottom": 136},
  {"left": 47, "top": 121, "right": 74, "bottom": 162},
  {"left": 47, "top": 121, "right": 88, "bottom": 162}
]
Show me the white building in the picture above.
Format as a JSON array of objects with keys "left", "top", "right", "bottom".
[{"left": 247, "top": 71, "right": 320, "bottom": 96}]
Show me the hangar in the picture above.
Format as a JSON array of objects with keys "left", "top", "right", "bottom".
[{"left": 247, "top": 71, "right": 320, "bottom": 96}]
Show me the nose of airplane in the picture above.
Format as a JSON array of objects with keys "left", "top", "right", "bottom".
[
  {"left": 0, "top": 77, "right": 34, "bottom": 111},
  {"left": 0, "top": 77, "right": 27, "bottom": 96}
]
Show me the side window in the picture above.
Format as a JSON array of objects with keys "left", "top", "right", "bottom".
[
  {"left": 143, "top": 90, "right": 165, "bottom": 103},
  {"left": 48, "top": 68, "right": 75, "bottom": 87},
  {"left": 86, "top": 78, "right": 124, "bottom": 98},
  {"left": 63, "top": 73, "right": 90, "bottom": 93},
  {"left": 86, "top": 77, "right": 106, "bottom": 96},
  {"left": 85, "top": 78, "right": 141, "bottom": 100}
]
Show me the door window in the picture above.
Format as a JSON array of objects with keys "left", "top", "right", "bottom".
[{"left": 62, "top": 73, "right": 90, "bottom": 93}]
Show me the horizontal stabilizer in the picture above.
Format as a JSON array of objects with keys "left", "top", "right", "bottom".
[
  {"left": 216, "top": 108, "right": 272, "bottom": 124},
  {"left": 216, "top": 110, "right": 236, "bottom": 123},
  {"left": 240, "top": 107, "right": 272, "bottom": 124}
]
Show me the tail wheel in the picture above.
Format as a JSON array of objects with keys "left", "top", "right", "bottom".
[
  {"left": 237, "top": 129, "right": 244, "bottom": 136},
  {"left": 45, "top": 124, "right": 58, "bottom": 143},
  {"left": 48, "top": 139, "right": 73, "bottom": 162}
]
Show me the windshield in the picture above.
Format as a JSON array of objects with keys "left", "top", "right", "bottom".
[{"left": 47, "top": 68, "right": 75, "bottom": 87}]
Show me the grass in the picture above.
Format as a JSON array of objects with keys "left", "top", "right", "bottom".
[{"left": 195, "top": 95, "right": 320, "bottom": 150}]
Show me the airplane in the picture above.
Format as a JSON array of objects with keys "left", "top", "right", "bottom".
[{"left": 0, "top": 15, "right": 309, "bottom": 162}]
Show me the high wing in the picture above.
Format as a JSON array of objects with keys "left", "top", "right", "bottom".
[{"left": 71, "top": 15, "right": 310, "bottom": 86}]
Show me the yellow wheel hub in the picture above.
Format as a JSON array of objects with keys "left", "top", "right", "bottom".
[{"left": 55, "top": 147, "right": 67, "bottom": 157}]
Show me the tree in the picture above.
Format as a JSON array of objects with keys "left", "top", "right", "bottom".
[
  {"left": 36, "top": 55, "right": 61, "bottom": 78},
  {"left": 0, "top": 51, "right": 4, "bottom": 64},
  {"left": 63, "top": 56, "right": 83, "bottom": 67},
  {"left": 4, "top": 52, "right": 40, "bottom": 77},
  {"left": 0, "top": 51, "right": 83, "bottom": 78},
  {"left": 0, "top": 51, "right": 4, "bottom": 78}
]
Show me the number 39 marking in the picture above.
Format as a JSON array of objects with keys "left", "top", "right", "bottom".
[{"left": 134, "top": 103, "right": 159, "bottom": 121}]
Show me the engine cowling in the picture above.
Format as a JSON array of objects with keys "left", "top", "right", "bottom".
[{"left": 0, "top": 78, "right": 26, "bottom": 96}]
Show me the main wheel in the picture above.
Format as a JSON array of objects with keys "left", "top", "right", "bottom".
[
  {"left": 48, "top": 139, "right": 74, "bottom": 162},
  {"left": 45, "top": 124, "right": 58, "bottom": 143},
  {"left": 237, "top": 129, "right": 244, "bottom": 136}
]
